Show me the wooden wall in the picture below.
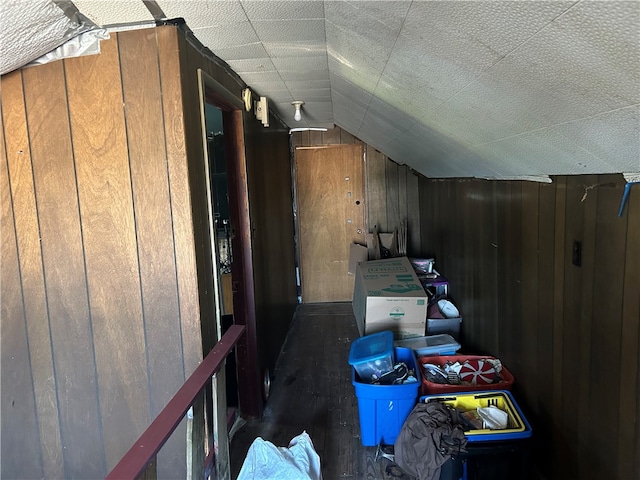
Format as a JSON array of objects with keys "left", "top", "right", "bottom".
[
  {"left": 418, "top": 174, "right": 639, "bottom": 480},
  {"left": 0, "top": 28, "right": 204, "bottom": 478},
  {"left": 2, "top": 23, "right": 299, "bottom": 477},
  {"left": 243, "top": 114, "right": 298, "bottom": 379},
  {"left": 292, "top": 126, "right": 422, "bottom": 255}
]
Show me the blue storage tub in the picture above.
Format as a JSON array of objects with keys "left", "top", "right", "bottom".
[
  {"left": 348, "top": 330, "right": 394, "bottom": 382},
  {"left": 352, "top": 346, "right": 419, "bottom": 446}
]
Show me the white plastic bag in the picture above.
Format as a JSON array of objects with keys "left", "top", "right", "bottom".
[{"left": 237, "top": 431, "right": 322, "bottom": 480}]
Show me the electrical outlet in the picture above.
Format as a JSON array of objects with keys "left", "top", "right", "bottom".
[{"left": 572, "top": 240, "right": 582, "bottom": 267}]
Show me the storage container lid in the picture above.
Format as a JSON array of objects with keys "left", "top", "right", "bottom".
[
  {"left": 348, "top": 331, "right": 394, "bottom": 365},
  {"left": 394, "top": 334, "right": 460, "bottom": 356}
]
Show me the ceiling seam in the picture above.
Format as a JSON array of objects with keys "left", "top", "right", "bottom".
[
  {"left": 354, "top": 0, "right": 414, "bottom": 136},
  {"left": 435, "top": 0, "right": 583, "bottom": 111},
  {"left": 471, "top": 103, "right": 640, "bottom": 148},
  {"left": 322, "top": 0, "right": 335, "bottom": 127}
]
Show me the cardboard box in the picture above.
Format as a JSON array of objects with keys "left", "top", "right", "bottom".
[
  {"left": 347, "top": 243, "right": 368, "bottom": 275},
  {"left": 352, "top": 257, "right": 428, "bottom": 338}
]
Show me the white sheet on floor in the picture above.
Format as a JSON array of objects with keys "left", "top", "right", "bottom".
[{"left": 237, "top": 431, "right": 322, "bottom": 480}]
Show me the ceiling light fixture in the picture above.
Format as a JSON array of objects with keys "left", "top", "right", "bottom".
[{"left": 291, "top": 101, "right": 304, "bottom": 121}]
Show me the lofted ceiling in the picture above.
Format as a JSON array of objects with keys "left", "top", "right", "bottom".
[{"left": 3, "top": 1, "right": 639, "bottom": 180}]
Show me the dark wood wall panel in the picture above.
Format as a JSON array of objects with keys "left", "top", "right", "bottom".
[
  {"left": 293, "top": 126, "right": 421, "bottom": 255},
  {"left": 65, "top": 36, "right": 151, "bottom": 469},
  {"left": 156, "top": 27, "right": 204, "bottom": 378},
  {"left": 1, "top": 26, "right": 208, "bottom": 478},
  {"left": 119, "top": 28, "right": 187, "bottom": 477},
  {"left": 588, "top": 175, "right": 626, "bottom": 478},
  {"left": 535, "top": 182, "right": 556, "bottom": 480},
  {"left": 366, "top": 148, "right": 388, "bottom": 231},
  {"left": 1, "top": 100, "right": 44, "bottom": 480},
  {"left": 23, "top": 60, "right": 107, "bottom": 478},
  {"left": 418, "top": 174, "right": 639, "bottom": 480},
  {"left": 618, "top": 182, "right": 640, "bottom": 480},
  {"left": 244, "top": 116, "right": 298, "bottom": 376},
  {"left": 2, "top": 70, "right": 64, "bottom": 479}
]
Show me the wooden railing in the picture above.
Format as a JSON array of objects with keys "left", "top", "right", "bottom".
[{"left": 106, "top": 324, "right": 245, "bottom": 480}]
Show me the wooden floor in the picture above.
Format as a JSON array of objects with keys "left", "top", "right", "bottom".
[{"left": 229, "top": 303, "right": 413, "bottom": 479}]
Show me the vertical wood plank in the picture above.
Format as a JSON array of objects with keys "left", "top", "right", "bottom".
[
  {"left": 309, "top": 130, "right": 322, "bottom": 145},
  {"left": 506, "top": 182, "right": 523, "bottom": 375},
  {"left": 22, "top": 60, "right": 106, "bottom": 478},
  {"left": 480, "top": 180, "right": 498, "bottom": 355},
  {"left": 291, "top": 131, "right": 303, "bottom": 147},
  {"left": 1, "top": 85, "right": 44, "bottom": 480},
  {"left": 619, "top": 176, "right": 640, "bottom": 480},
  {"left": 406, "top": 169, "right": 421, "bottom": 256},
  {"left": 577, "top": 175, "right": 598, "bottom": 479},
  {"left": 365, "top": 148, "right": 387, "bottom": 232},
  {"left": 588, "top": 176, "right": 625, "bottom": 478},
  {"left": 298, "top": 130, "right": 311, "bottom": 146},
  {"left": 520, "top": 182, "right": 539, "bottom": 402},
  {"left": 3, "top": 70, "right": 64, "bottom": 478},
  {"left": 385, "top": 158, "right": 399, "bottom": 231},
  {"left": 322, "top": 127, "right": 341, "bottom": 145},
  {"left": 398, "top": 165, "right": 408, "bottom": 226},
  {"left": 119, "top": 28, "right": 186, "bottom": 478},
  {"left": 65, "top": 35, "right": 150, "bottom": 470},
  {"left": 156, "top": 26, "right": 203, "bottom": 378},
  {"left": 156, "top": 31, "right": 207, "bottom": 477},
  {"left": 340, "top": 128, "right": 356, "bottom": 144},
  {"left": 551, "top": 176, "right": 567, "bottom": 477},
  {"left": 536, "top": 182, "right": 556, "bottom": 479},
  {"left": 559, "top": 176, "right": 586, "bottom": 477}
]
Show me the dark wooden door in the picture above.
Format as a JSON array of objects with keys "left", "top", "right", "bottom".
[{"left": 295, "top": 145, "right": 365, "bottom": 302}]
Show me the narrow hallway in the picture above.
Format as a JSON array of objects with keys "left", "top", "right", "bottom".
[{"left": 230, "top": 303, "right": 404, "bottom": 479}]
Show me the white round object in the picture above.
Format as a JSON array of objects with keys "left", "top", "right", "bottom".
[{"left": 437, "top": 299, "right": 459, "bottom": 318}]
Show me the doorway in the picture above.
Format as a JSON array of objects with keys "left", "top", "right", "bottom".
[
  {"left": 197, "top": 69, "right": 258, "bottom": 479},
  {"left": 294, "top": 144, "right": 365, "bottom": 302}
]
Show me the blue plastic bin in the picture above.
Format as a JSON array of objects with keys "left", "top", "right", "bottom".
[
  {"left": 348, "top": 330, "right": 394, "bottom": 382},
  {"left": 352, "top": 347, "right": 419, "bottom": 446}
]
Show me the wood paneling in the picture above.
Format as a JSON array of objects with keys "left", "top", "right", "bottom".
[
  {"left": 0, "top": 26, "right": 214, "bottom": 478},
  {"left": 22, "top": 60, "right": 106, "bottom": 477},
  {"left": 119, "top": 28, "right": 187, "bottom": 478},
  {"left": 65, "top": 35, "right": 151, "bottom": 469},
  {"left": 1, "top": 97, "right": 44, "bottom": 480},
  {"left": 418, "top": 174, "right": 640, "bottom": 479},
  {"left": 242, "top": 113, "right": 297, "bottom": 377},
  {"left": 2, "top": 69, "right": 64, "bottom": 479},
  {"left": 619, "top": 179, "right": 640, "bottom": 480}
]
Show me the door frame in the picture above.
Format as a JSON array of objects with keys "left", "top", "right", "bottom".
[{"left": 196, "top": 70, "right": 261, "bottom": 467}]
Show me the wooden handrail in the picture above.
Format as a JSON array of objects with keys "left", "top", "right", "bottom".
[{"left": 106, "top": 324, "right": 245, "bottom": 480}]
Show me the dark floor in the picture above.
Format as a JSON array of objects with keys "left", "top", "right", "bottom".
[{"left": 229, "top": 302, "right": 412, "bottom": 479}]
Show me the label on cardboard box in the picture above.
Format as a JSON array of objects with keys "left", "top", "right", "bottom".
[{"left": 352, "top": 257, "right": 428, "bottom": 339}]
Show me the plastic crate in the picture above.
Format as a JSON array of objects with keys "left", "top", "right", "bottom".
[
  {"left": 352, "top": 347, "right": 419, "bottom": 446},
  {"left": 395, "top": 334, "right": 461, "bottom": 356},
  {"left": 417, "top": 355, "right": 515, "bottom": 396},
  {"left": 420, "top": 390, "right": 532, "bottom": 442},
  {"left": 348, "top": 331, "right": 394, "bottom": 382}
]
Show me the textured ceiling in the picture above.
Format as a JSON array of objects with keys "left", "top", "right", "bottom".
[{"left": 5, "top": 1, "right": 639, "bottom": 179}]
